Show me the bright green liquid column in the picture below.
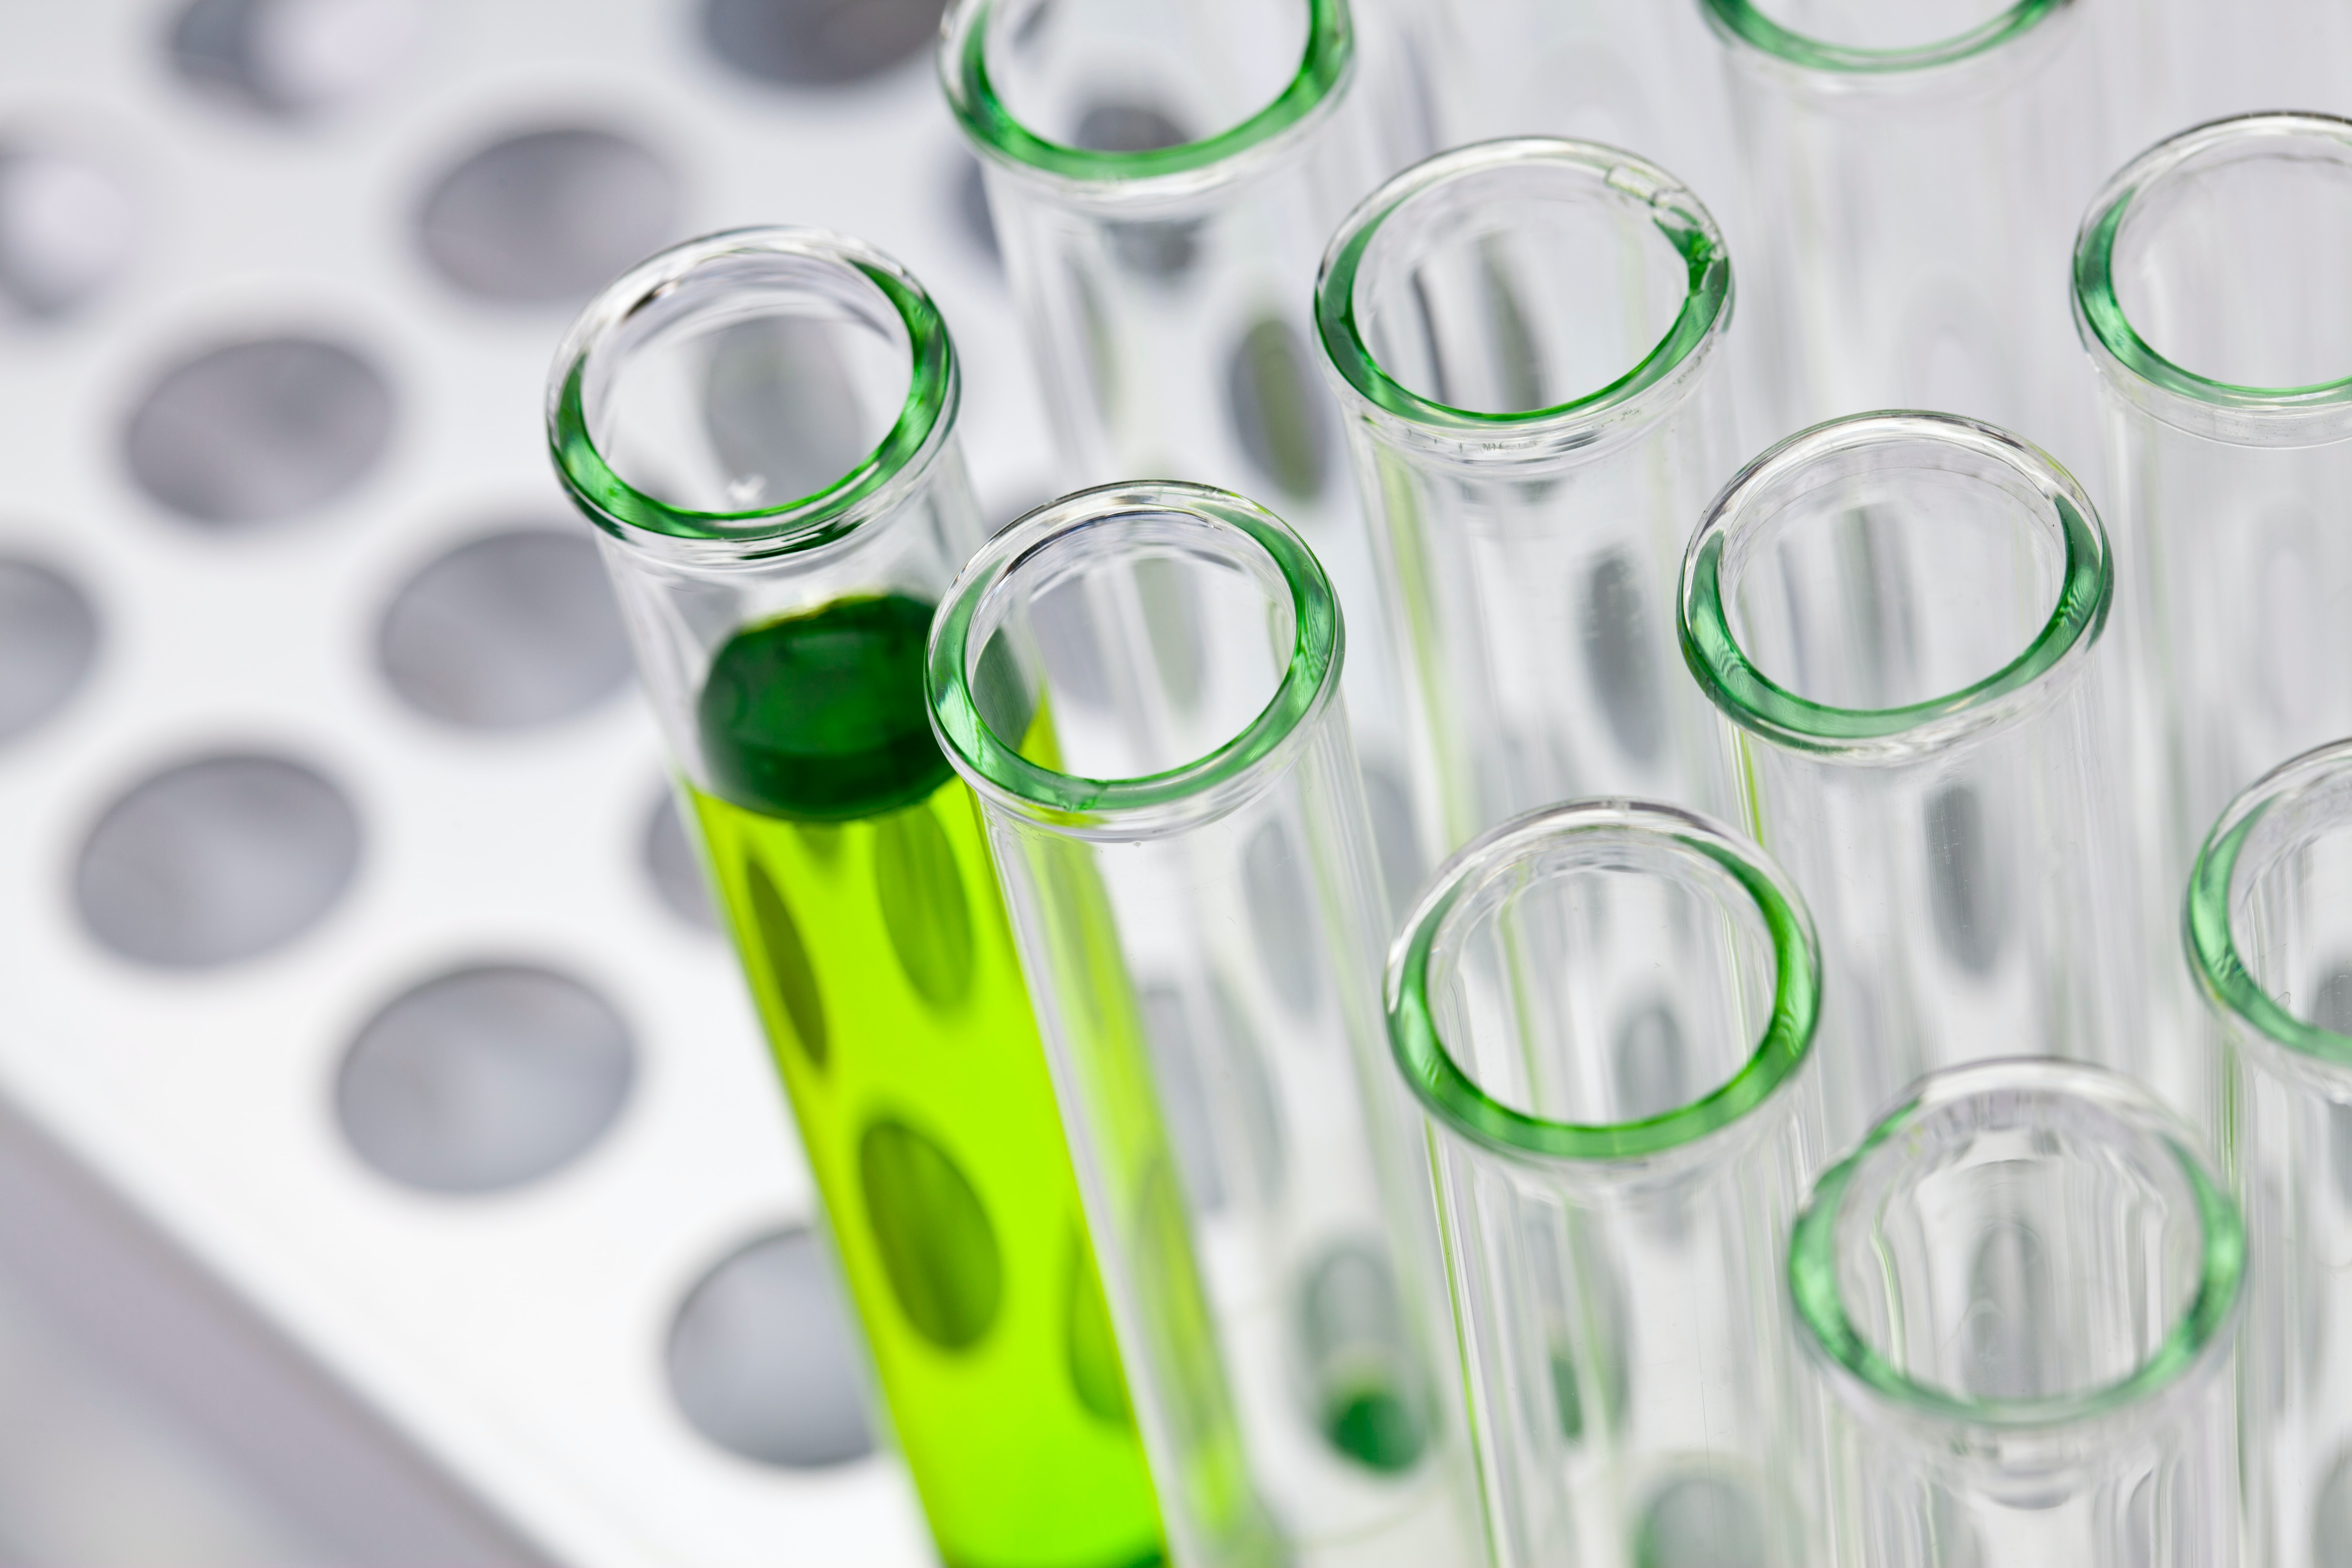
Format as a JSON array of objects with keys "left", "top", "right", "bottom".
[{"left": 688, "top": 594, "right": 1163, "bottom": 1568}]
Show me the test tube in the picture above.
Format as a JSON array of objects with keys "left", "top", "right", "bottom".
[
  {"left": 2185, "top": 739, "right": 2352, "bottom": 1567},
  {"left": 547, "top": 230, "right": 1163, "bottom": 1568},
  {"left": 1676, "top": 412, "right": 2159, "bottom": 1142},
  {"left": 926, "top": 481, "right": 1486, "bottom": 1568},
  {"left": 1790, "top": 1059, "right": 2242, "bottom": 1567},
  {"left": 1385, "top": 799, "right": 1826, "bottom": 1568},
  {"left": 1314, "top": 138, "right": 1741, "bottom": 852},
  {"left": 1698, "top": 0, "right": 2117, "bottom": 465},
  {"left": 2073, "top": 114, "right": 2352, "bottom": 885},
  {"left": 939, "top": 0, "right": 1429, "bottom": 900}
]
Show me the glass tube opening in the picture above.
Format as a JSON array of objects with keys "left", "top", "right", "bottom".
[
  {"left": 2075, "top": 114, "right": 2352, "bottom": 435},
  {"left": 547, "top": 227, "right": 951, "bottom": 551},
  {"left": 1680, "top": 413, "right": 2109, "bottom": 756},
  {"left": 1699, "top": 0, "right": 2061, "bottom": 73},
  {"left": 1387, "top": 801, "right": 1819, "bottom": 1163},
  {"left": 927, "top": 481, "right": 1338, "bottom": 835},
  {"left": 2189, "top": 740, "right": 2352, "bottom": 1076},
  {"left": 1792, "top": 1060, "right": 2242, "bottom": 1429},
  {"left": 941, "top": 0, "right": 1348, "bottom": 187},
  {"left": 1315, "top": 139, "right": 1730, "bottom": 433}
]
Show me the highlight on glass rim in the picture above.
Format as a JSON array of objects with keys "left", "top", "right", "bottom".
[{"left": 0, "top": 3, "right": 2341, "bottom": 1565}]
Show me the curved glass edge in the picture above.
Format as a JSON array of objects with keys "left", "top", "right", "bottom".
[
  {"left": 1699, "top": 0, "right": 2063, "bottom": 74},
  {"left": 2073, "top": 112, "right": 2352, "bottom": 426},
  {"left": 545, "top": 226, "right": 956, "bottom": 553},
  {"left": 1677, "top": 412, "right": 2111, "bottom": 757},
  {"left": 941, "top": 0, "right": 1351, "bottom": 186},
  {"left": 926, "top": 480, "right": 1340, "bottom": 826},
  {"left": 1314, "top": 138, "right": 1733, "bottom": 438},
  {"left": 1788, "top": 1059, "right": 2245, "bottom": 1433},
  {"left": 1384, "top": 800, "right": 1822, "bottom": 1163},
  {"left": 2186, "top": 739, "right": 2352, "bottom": 1075}
]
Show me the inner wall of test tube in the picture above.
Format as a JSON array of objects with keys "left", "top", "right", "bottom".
[
  {"left": 1736, "top": 0, "right": 2022, "bottom": 53},
  {"left": 2112, "top": 139, "right": 2352, "bottom": 391},
  {"left": 2221, "top": 777, "right": 2352, "bottom": 1034},
  {"left": 1351, "top": 160, "right": 1691, "bottom": 415},
  {"left": 974, "top": 516, "right": 1292, "bottom": 780},
  {"left": 1831, "top": 1087, "right": 2203, "bottom": 1403},
  {"left": 976, "top": 0, "right": 1308, "bottom": 150},
  {"left": 1429, "top": 836, "right": 1778, "bottom": 1127},
  {"left": 579, "top": 254, "right": 911, "bottom": 515},
  {"left": 1720, "top": 461, "right": 2066, "bottom": 712}
]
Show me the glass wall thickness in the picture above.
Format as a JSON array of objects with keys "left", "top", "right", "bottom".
[
  {"left": 2187, "top": 740, "right": 2352, "bottom": 1568},
  {"left": 928, "top": 482, "right": 1484, "bottom": 1568},
  {"left": 1791, "top": 1059, "right": 2242, "bottom": 1566},
  {"left": 1678, "top": 412, "right": 2159, "bottom": 1141},
  {"left": 940, "top": 0, "right": 1431, "bottom": 900},
  {"left": 1316, "top": 138, "right": 1741, "bottom": 852},
  {"left": 1386, "top": 799, "right": 1825, "bottom": 1568},
  {"left": 548, "top": 230, "right": 1163, "bottom": 1568}
]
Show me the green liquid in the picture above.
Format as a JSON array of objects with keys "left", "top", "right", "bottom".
[{"left": 691, "top": 594, "right": 1163, "bottom": 1568}]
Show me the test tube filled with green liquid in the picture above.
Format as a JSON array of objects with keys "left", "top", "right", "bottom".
[{"left": 549, "top": 228, "right": 1163, "bottom": 1568}]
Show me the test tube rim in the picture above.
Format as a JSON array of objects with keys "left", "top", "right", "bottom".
[
  {"left": 1676, "top": 410, "right": 2110, "bottom": 760},
  {"left": 1312, "top": 137, "right": 1731, "bottom": 442},
  {"left": 545, "top": 225, "right": 957, "bottom": 560},
  {"left": 1787, "top": 1057, "right": 2244, "bottom": 1436},
  {"left": 925, "top": 479, "right": 1340, "bottom": 837},
  {"left": 1382, "top": 798, "right": 1820, "bottom": 1165},
  {"left": 1697, "top": 0, "right": 2066, "bottom": 76}
]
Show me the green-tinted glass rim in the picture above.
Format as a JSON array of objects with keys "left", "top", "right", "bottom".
[
  {"left": 1789, "top": 1062, "right": 2244, "bottom": 1430},
  {"left": 1699, "top": 0, "right": 2063, "bottom": 73},
  {"left": 2074, "top": 113, "right": 2352, "bottom": 414},
  {"left": 546, "top": 227, "right": 955, "bottom": 550},
  {"left": 1679, "top": 413, "right": 2110, "bottom": 754},
  {"left": 926, "top": 481, "right": 1338, "bottom": 821},
  {"left": 1315, "top": 139, "right": 1731, "bottom": 433},
  {"left": 2185, "top": 742, "right": 2352, "bottom": 1071},
  {"left": 944, "top": 0, "right": 1350, "bottom": 185},
  {"left": 1385, "top": 804, "right": 1820, "bottom": 1163}
]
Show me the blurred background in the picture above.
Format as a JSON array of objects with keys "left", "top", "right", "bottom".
[{"left": 0, "top": 2, "right": 1055, "bottom": 1562}]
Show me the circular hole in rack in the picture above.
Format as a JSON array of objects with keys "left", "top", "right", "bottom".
[
  {"left": 76, "top": 753, "right": 361, "bottom": 967},
  {"left": 642, "top": 789, "right": 720, "bottom": 933},
  {"left": 0, "top": 558, "right": 100, "bottom": 748},
  {"left": 417, "top": 128, "right": 679, "bottom": 307},
  {"left": 377, "top": 526, "right": 631, "bottom": 730},
  {"left": 123, "top": 335, "right": 394, "bottom": 526},
  {"left": 0, "top": 146, "right": 135, "bottom": 317},
  {"left": 337, "top": 964, "right": 637, "bottom": 1194},
  {"left": 667, "top": 1227, "right": 874, "bottom": 1467},
  {"left": 170, "top": 0, "right": 420, "bottom": 118},
  {"left": 701, "top": 0, "right": 948, "bottom": 88}
]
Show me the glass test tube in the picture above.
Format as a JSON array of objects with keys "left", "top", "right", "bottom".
[
  {"left": 2185, "top": 740, "right": 2352, "bottom": 1567},
  {"left": 1677, "top": 412, "right": 2156, "bottom": 1142},
  {"left": 547, "top": 230, "right": 1162, "bottom": 1568},
  {"left": 1699, "top": 0, "right": 2117, "bottom": 467},
  {"left": 926, "top": 482, "right": 1485, "bottom": 1568},
  {"left": 939, "top": 0, "right": 1431, "bottom": 900},
  {"left": 1385, "top": 800, "right": 1826, "bottom": 1568},
  {"left": 2073, "top": 114, "right": 2352, "bottom": 886},
  {"left": 1315, "top": 138, "right": 1741, "bottom": 853},
  {"left": 1790, "top": 1059, "right": 2243, "bottom": 1567}
]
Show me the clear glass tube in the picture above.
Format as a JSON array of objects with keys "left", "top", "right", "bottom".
[
  {"left": 927, "top": 481, "right": 1485, "bottom": 1568},
  {"left": 2073, "top": 114, "right": 2352, "bottom": 898},
  {"left": 546, "top": 230, "right": 1163, "bottom": 1568},
  {"left": 1676, "top": 412, "right": 2164, "bottom": 1143},
  {"left": 2186, "top": 739, "right": 2352, "bottom": 1568},
  {"left": 1315, "top": 138, "right": 1742, "bottom": 853},
  {"left": 1699, "top": 0, "right": 2117, "bottom": 467},
  {"left": 939, "top": 0, "right": 1431, "bottom": 901},
  {"left": 1384, "top": 799, "right": 1827, "bottom": 1568},
  {"left": 1790, "top": 1059, "right": 2243, "bottom": 1567}
]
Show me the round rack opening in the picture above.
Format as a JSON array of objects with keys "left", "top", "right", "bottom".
[
  {"left": 419, "top": 127, "right": 679, "bottom": 307},
  {"left": 666, "top": 1227, "right": 875, "bottom": 1468}
]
